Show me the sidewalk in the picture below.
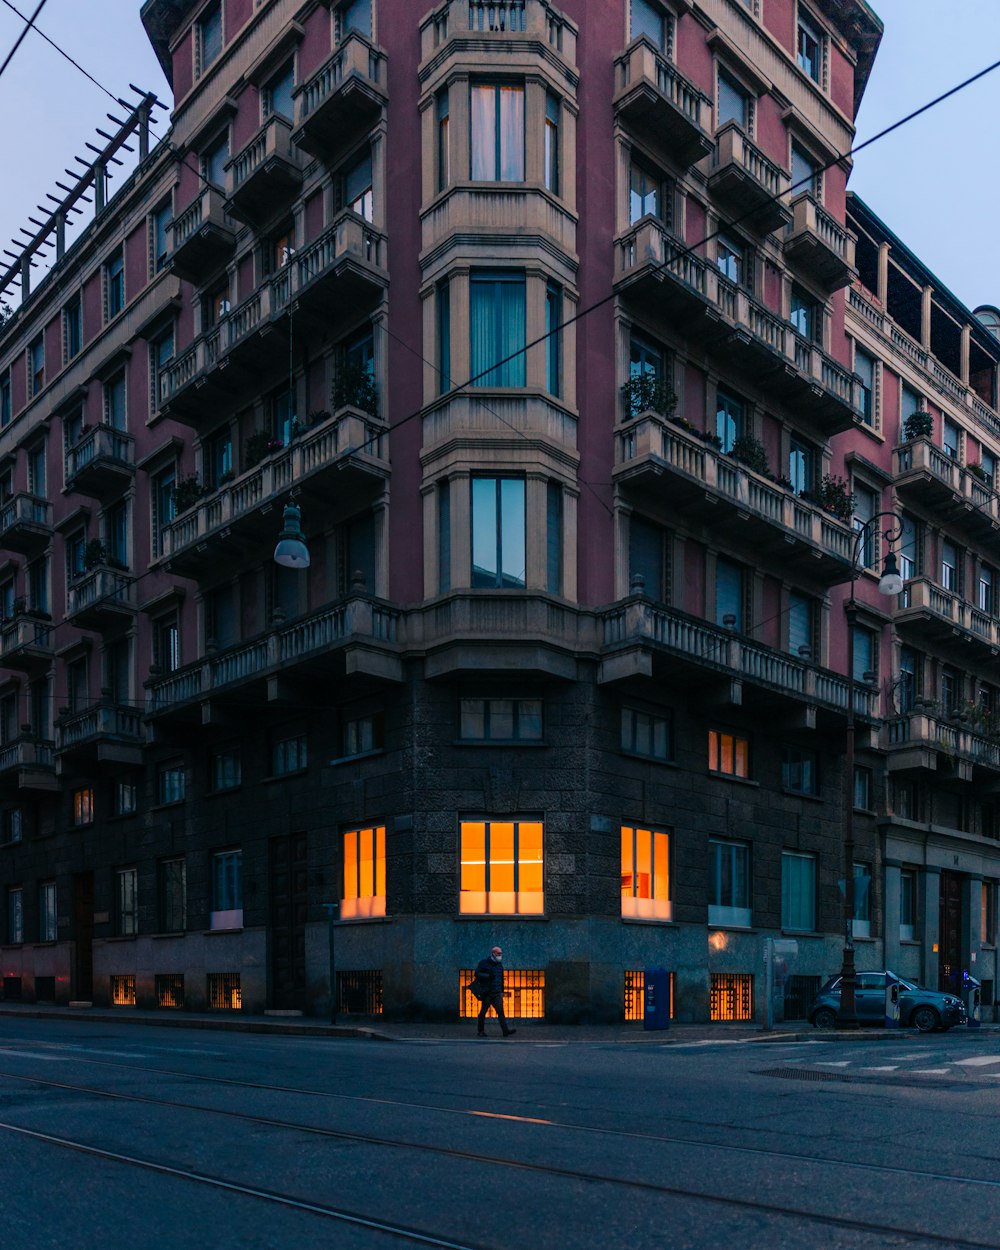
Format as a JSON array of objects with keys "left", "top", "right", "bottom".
[{"left": 2, "top": 1001, "right": 986, "bottom": 1043}]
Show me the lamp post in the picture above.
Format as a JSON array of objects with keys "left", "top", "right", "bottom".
[
  {"left": 838, "top": 510, "right": 903, "bottom": 1028},
  {"left": 323, "top": 900, "right": 339, "bottom": 1024}
]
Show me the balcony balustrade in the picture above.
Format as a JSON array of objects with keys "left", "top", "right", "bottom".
[
  {"left": 886, "top": 709, "right": 1000, "bottom": 782},
  {"left": 0, "top": 612, "right": 53, "bottom": 672},
  {"left": 225, "top": 117, "right": 304, "bottom": 225},
  {"left": 784, "top": 195, "right": 857, "bottom": 291},
  {"left": 54, "top": 700, "right": 144, "bottom": 770},
  {"left": 167, "top": 186, "right": 236, "bottom": 282},
  {"left": 65, "top": 568, "right": 136, "bottom": 630},
  {"left": 894, "top": 436, "right": 1000, "bottom": 540},
  {"left": 708, "top": 123, "right": 791, "bottom": 236},
  {"left": 65, "top": 426, "right": 135, "bottom": 499},
  {"left": 614, "top": 37, "right": 713, "bottom": 169},
  {"left": 895, "top": 576, "right": 1000, "bottom": 659},
  {"left": 420, "top": 0, "right": 577, "bottom": 67},
  {"left": 0, "top": 736, "right": 57, "bottom": 791},
  {"left": 160, "top": 408, "right": 389, "bottom": 576},
  {"left": 0, "top": 493, "right": 52, "bottom": 555},
  {"left": 615, "top": 412, "right": 855, "bottom": 583},
  {"left": 615, "top": 219, "right": 862, "bottom": 432},
  {"left": 292, "top": 32, "right": 388, "bottom": 160}
]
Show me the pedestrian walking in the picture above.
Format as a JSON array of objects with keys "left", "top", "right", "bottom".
[{"left": 474, "top": 945, "right": 516, "bottom": 1037}]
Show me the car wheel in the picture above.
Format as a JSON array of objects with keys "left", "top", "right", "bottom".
[
  {"left": 812, "top": 1007, "right": 837, "bottom": 1030},
  {"left": 911, "top": 1005, "right": 940, "bottom": 1033}
]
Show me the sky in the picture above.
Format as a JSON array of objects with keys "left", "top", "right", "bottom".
[{"left": 1, "top": 0, "right": 999, "bottom": 311}]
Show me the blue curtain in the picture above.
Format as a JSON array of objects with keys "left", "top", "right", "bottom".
[{"left": 471, "top": 273, "right": 525, "bottom": 387}]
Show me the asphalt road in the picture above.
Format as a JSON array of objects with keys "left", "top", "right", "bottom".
[{"left": 2, "top": 1018, "right": 1000, "bottom": 1250}]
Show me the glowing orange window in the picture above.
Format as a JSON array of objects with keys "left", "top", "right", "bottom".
[
  {"left": 621, "top": 825, "right": 671, "bottom": 920},
  {"left": 341, "top": 825, "right": 386, "bottom": 919},
  {"left": 460, "top": 819, "right": 543, "bottom": 914}
]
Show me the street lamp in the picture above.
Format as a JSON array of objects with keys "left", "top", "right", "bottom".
[
  {"left": 323, "top": 900, "right": 339, "bottom": 1024},
  {"left": 838, "top": 510, "right": 903, "bottom": 1028},
  {"left": 273, "top": 495, "right": 310, "bottom": 569}
]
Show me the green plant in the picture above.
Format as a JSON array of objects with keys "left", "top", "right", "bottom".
[
  {"left": 244, "top": 431, "right": 273, "bottom": 469},
  {"left": 729, "top": 434, "right": 769, "bottom": 476},
  {"left": 968, "top": 462, "right": 988, "bottom": 483},
  {"left": 903, "top": 410, "right": 933, "bottom": 441},
  {"left": 818, "top": 473, "right": 855, "bottom": 521},
  {"left": 622, "top": 374, "right": 677, "bottom": 419},
  {"left": 332, "top": 360, "right": 378, "bottom": 417},
  {"left": 83, "top": 539, "right": 109, "bottom": 570},
  {"left": 171, "top": 474, "right": 204, "bottom": 513}
]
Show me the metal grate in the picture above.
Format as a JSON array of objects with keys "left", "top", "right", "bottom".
[
  {"left": 624, "top": 970, "right": 675, "bottom": 1021},
  {"left": 207, "top": 972, "right": 242, "bottom": 1010},
  {"left": 156, "top": 973, "right": 184, "bottom": 1008},
  {"left": 756, "top": 1067, "right": 851, "bottom": 1082},
  {"left": 336, "top": 970, "right": 383, "bottom": 1015},
  {"left": 459, "top": 968, "right": 545, "bottom": 1019},
  {"left": 710, "top": 972, "right": 753, "bottom": 1021},
  {"left": 2, "top": 976, "right": 22, "bottom": 1001},
  {"left": 110, "top": 974, "right": 136, "bottom": 1006},
  {"left": 782, "top": 974, "right": 821, "bottom": 1021}
]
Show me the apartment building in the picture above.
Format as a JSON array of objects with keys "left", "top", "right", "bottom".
[{"left": 8, "top": 0, "right": 978, "bottom": 1025}]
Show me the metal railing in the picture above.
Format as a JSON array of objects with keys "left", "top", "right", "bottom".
[
  {"left": 0, "top": 492, "right": 51, "bottom": 533},
  {"left": 66, "top": 426, "right": 135, "bottom": 479}
]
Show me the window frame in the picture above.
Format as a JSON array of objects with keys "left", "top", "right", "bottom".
[
  {"left": 459, "top": 817, "right": 544, "bottom": 915},
  {"left": 470, "top": 80, "right": 526, "bottom": 183},
  {"left": 116, "top": 867, "right": 139, "bottom": 937},
  {"left": 159, "top": 857, "right": 187, "bottom": 933},
  {"left": 459, "top": 697, "right": 543, "bottom": 744},
  {"left": 708, "top": 837, "right": 751, "bottom": 927},
  {"left": 157, "top": 760, "right": 186, "bottom": 806},
  {"left": 708, "top": 727, "right": 750, "bottom": 779},
  {"left": 340, "top": 824, "right": 387, "bottom": 919},
  {"left": 470, "top": 475, "right": 526, "bottom": 589},
  {"left": 620, "top": 823, "right": 671, "bottom": 921},
  {"left": 620, "top": 705, "right": 672, "bottom": 762},
  {"left": 210, "top": 847, "right": 243, "bottom": 928},
  {"left": 780, "top": 850, "right": 816, "bottom": 932},
  {"left": 38, "top": 880, "right": 57, "bottom": 942},
  {"left": 781, "top": 743, "right": 818, "bottom": 796},
  {"left": 196, "top": 0, "right": 223, "bottom": 78}
]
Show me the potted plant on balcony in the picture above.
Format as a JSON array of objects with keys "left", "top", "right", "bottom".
[
  {"left": 171, "top": 474, "right": 205, "bottom": 514},
  {"left": 902, "top": 410, "right": 933, "bottom": 441},
  {"left": 968, "top": 462, "right": 989, "bottom": 483},
  {"left": 818, "top": 473, "right": 855, "bottom": 521},
  {"left": 332, "top": 360, "right": 378, "bottom": 418},
  {"left": 83, "top": 539, "right": 110, "bottom": 570},
  {"left": 244, "top": 431, "right": 274, "bottom": 469},
  {"left": 621, "top": 374, "right": 677, "bottom": 420},
  {"left": 729, "top": 434, "right": 769, "bottom": 476}
]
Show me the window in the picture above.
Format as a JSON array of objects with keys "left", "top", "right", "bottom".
[
  {"left": 708, "top": 729, "right": 749, "bottom": 779},
  {"left": 631, "top": 0, "right": 669, "bottom": 48},
  {"left": 629, "top": 515, "right": 670, "bottom": 601},
  {"left": 471, "top": 477, "right": 525, "bottom": 588},
  {"left": 983, "top": 881, "right": 997, "bottom": 946},
  {"left": 460, "top": 698, "right": 542, "bottom": 742},
  {"left": 979, "top": 565, "right": 996, "bottom": 615},
  {"left": 790, "top": 287, "right": 820, "bottom": 343},
  {"left": 2, "top": 808, "right": 22, "bottom": 844},
  {"left": 211, "top": 849, "right": 243, "bottom": 927},
  {"left": 715, "top": 556, "right": 744, "bottom": 630},
  {"left": 8, "top": 887, "right": 23, "bottom": 943},
  {"left": 628, "top": 334, "right": 665, "bottom": 416},
  {"left": 470, "top": 83, "right": 525, "bottom": 182},
  {"left": 151, "top": 200, "right": 171, "bottom": 274},
  {"left": 72, "top": 787, "right": 94, "bottom": 827},
  {"left": 337, "top": 0, "right": 371, "bottom": 39},
  {"left": 941, "top": 538, "right": 958, "bottom": 593},
  {"left": 116, "top": 868, "right": 138, "bottom": 937},
  {"left": 854, "top": 347, "right": 875, "bottom": 426},
  {"left": 897, "top": 513, "right": 918, "bottom": 588},
  {"left": 64, "top": 296, "right": 82, "bottom": 360},
  {"left": 152, "top": 325, "right": 175, "bottom": 408},
  {"left": 900, "top": 868, "right": 916, "bottom": 940},
  {"left": 853, "top": 764, "right": 873, "bottom": 811},
  {"left": 66, "top": 530, "right": 87, "bottom": 583},
  {"left": 708, "top": 838, "right": 751, "bottom": 927},
  {"left": 941, "top": 665, "right": 960, "bottom": 715},
  {"left": 629, "top": 157, "right": 668, "bottom": 226},
  {"left": 981, "top": 450, "right": 997, "bottom": 488},
  {"left": 782, "top": 745, "right": 818, "bottom": 795},
  {"left": 900, "top": 382, "right": 921, "bottom": 432},
  {"left": 791, "top": 142, "right": 820, "bottom": 199},
  {"left": 716, "top": 389, "right": 744, "bottom": 453},
  {"left": 27, "top": 557, "right": 49, "bottom": 614},
  {"left": 115, "top": 779, "right": 137, "bottom": 816},
  {"left": 781, "top": 851, "right": 815, "bottom": 931},
  {"left": 470, "top": 271, "right": 526, "bottom": 387},
  {"left": 39, "top": 881, "right": 57, "bottom": 942},
  {"left": 153, "top": 614, "right": 180, "bottom": 674},
  {"left": 621, "top": 706, "right": 671, "bottom": 760},
  {"left": 852, "top": 481, "right": 878, "bottom": 568},
  {"left": 459, "top": 819, "right": 543, "bottom": 914},
  {"left": 545, "top": 282, "right": 562, "bottom": 398},
  {"left": 273, "top": 730, "right": 307, "bottom": 775},
  {"left": 104, "top": 369, "right": 126, "bottom": 430},
  {"left": 211, "top": 748, "right": 241, "bottom": 792},
  {"left": 546, "top": 480, "right": 562, "bottom": 595},
  {"left": 436, "top": 90, "right": 450, "bottom": 191},
  {"left": 153, "top": 468, "right": 176, "bottom": 557},
  {"left": 343, "top": 711, "right": 384, "bottom": 756},
  {"left": 438, "top": 479, "right": 451, "bottom": 593},
  {"left": 107, "top": 501, "right": 129, "bottom": 571},
  {"left": 853, "top": 862, "right": 872, "bottom": 938},
  {"left": 943, "top": 419, "right": 960, "bottom": 460},
  {"left": 158, "top": 761, "right": 186, "bottom": 805},
  {"left": 544, "top": 92, "right": 560, "bottom": 194},
  {"left": 716, "top": 233, "right": 744, "bottom": 286},
  {"left": 717, "top": 68, "right": 751, "bottom": 130},
  {"left": 28, "top": 443, "right": 46, "bottom": 498},
  {"left": 28, "top": 336, "right": 44, "bottom": 396},
  {"left": 341, "top": 825, "right": 386, "bottom": 919},
  {"left": 202, "top": 133, "right": 229, "bottom": 188},
  {"left": 205, "top": 427, "right": 233, "bottom": 489},
  {"left": 788, "top": 590, "right": 814, "bottom": 658},
  {"left": 105, "top": 250, "right": 124, "bottom": 321},
  {"left": 797, "top": 10, "right": 822, "bottom": 83},
  {"left": 264, "top": 60, "right": 295, "bottom": 120},
  {"left": 0, "top": 370, "right": 10, "bottom": 426},
  {"left": 898, "top": 646, "right": 920, "bottom": 713},
  {"left": 437, "top": 279, "right": 451, "bottom": 394},
  {"left": 787, "top": 437, "right": 813, "bottom": 497},
  {"left": 159, "top": 858, "right": 187, "bottom": 933},
  {"left": 621, "top": 825, "right": 671, "bottom": 920},
  {"left": 197, "top": 1, "right": 223, "bottom": 75},
  {"left": 851, "top": 624, "right": 876, "bottom": 686},
  {"left": 343, "top": 149, "right": 373, "bottom": 221}
]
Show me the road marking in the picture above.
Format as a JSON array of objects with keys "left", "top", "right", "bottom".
[
  {"left": 954, "top": 1055, "right": 1000, "bottom": 1067},
  {"left": 814, "top": 1060, "right": 851, "bottom": 1067},
  {"left": 0, "top": 1049, "right": 67, "bottom": 1061},
  {"left": 911, "top": 1068, "right": 951, "bottom": 1075},
  {"left": 859, "top": 1066, "right": 899, "bottom": 1072}
]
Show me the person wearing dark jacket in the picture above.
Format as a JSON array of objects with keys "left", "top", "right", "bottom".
[{"left": 474, "top": 946, "right": 516, "bottom": 1037}]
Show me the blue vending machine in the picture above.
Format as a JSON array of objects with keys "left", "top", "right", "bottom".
[{"left": 643, "top": 967, "right": 671, "bottom": 1031}]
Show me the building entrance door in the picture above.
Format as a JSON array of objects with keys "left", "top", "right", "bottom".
[
  {"left": 938, "top": 870, "right": 963, "bottom": 995},
  {"left": 269, "top": 833, "right": 308, "bottom": 1009},
  {"left": 72, "top": 872, "right": 94, "bottom": 1001}
]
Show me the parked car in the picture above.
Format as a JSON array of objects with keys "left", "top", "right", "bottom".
[{"left": 809, "top": 970, "right": 967, "bottom": 1032}]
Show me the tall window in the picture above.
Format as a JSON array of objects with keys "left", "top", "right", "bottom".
[
  {"left": 898, "top": 512, "right": 918, "bottom": 586},
  {"left": 471, "top": 477, "right": 525, "bottom": 588},
  {"left": 855, "top": 347, "right": 875, "bottom": 426},
  {"left": 28, "top": 336, "right": 44, "bottom": 396},
  {"left": 470, "top": 271, "right": 525, "bottom": 387},
  {"left": 104, "top": 370, "right": 127, "bottom": 430},
  {"left": 202, "top": 133, "right": 229, "bottom": 187},
  {"left": 273, "top": 729, "right": 307, "bottom": 775},
  {"left": 211, "top": 849, "right": 243, "bottom": 926},
  {"left": 788, "top": 590, "right": 814, "bottom": 658},
  {"left": 546, "top": 480, "right": 562, "bottom": 595},
  {"left": 197, "top": 1, "right": 223, "bottom": 74},
  {"left": 790, "top": 287, "right": 820, "bottom": 343},
  {"left": 544, "top": 92, "right": 560, "bottom": 194},
  {"left": 629, "top": 515, "right": 669, "bottom": 601},
  {"left": 717, "top": 68, "right": 751, "bottom": 130},
  {"left": 851, "top": 623, "right": 876, "bottom": 685},
  {"left": 708, "top": 728, "right": 749, "bottom": 778},
  {"left": 343, "top": 149, "right": 373, "bottom": 221},
  {"left": 337, "top": 0, "right": 371, "bottom": 39},
  {"left": 788, "top": 437, "right": 813, "bottom": 496},
  {"left": 791, "top": 142, "right": 820, "bottom": 199},
  {"left": 105, "top": 250, "right": 124, "bottom": 321},
  {"left": 72, "top": 787, "right": 94, "bottom": 827},
  {"left": 941, "top": 539, "right": 958, "bottom": 593},
  {"left": 39, "top": 881, "right": 57, "bottom": 942},
  {"left": 211, "top": 748, "right": 241, "bottom": 792},
  {"left": 629, "top": 158, "right": 667, "bottom": 225},
  {"left": 716, "top": 389, "right": 744, "bottom": 453},
  {"left": 116, "top": 779, "right": 138, "bottom": 816},
  {"left": 853, "top": 764, "right": 873, "bottom": 810},
  {"left": 782, "top": 744, "right": 817, "bottom": 795},
  {"left": 797, "top": 11, "right": 822, "bottom": 82},
  {"left": 438, "top": 479, "right": 451, "bottom": 594},
  {"left": 117, "top": 868, "right": 138, "bottom": 937},
  {"left": 981, "top": 450, "right": 997, "bottom": 487},
  {"left": 152, "top": 325, "right": 175, "bottom": 408},
  {"left": 628, "top": 334, "right": 664, "bottom": 416},
  {"left": 341, "top": 825, "right": 386, "bottom": 919},
  {"left": 900, "top": 868, "right": 916, "bottom": 940},
  {"left": 27, "top": 557, "right": 48, "bottom": 614},
  {"left": 979, "top": 564, "right": 996, "bottom": 615},
  {"left": 0, "top": 369, "right": 10, "bottom": 426},
  {"left": 152, "top": 200, "right": 171, "bottom": 274},
  {"left": 715, "top": 556, "right": 744, "bottom": 630},
  {"left": 983, "top": 881, "right": 997, "bottom": 946},
  {"left": 7, "top": 887, "right": 23, "bottom": 944},
  {"left": 943, "top": 419, "right": 960, "bottom": 460},
  {"left": 263, "top": 61, "right": 295, "bottom": 120},
  {"left": 716, "top": 234, "right": 744, "bottom": 286},
  {"left": 781, "top": 851, "right": 815, "bottom": 931},
  {"left": 205, "top": 427, "right": 233, "bottom": 489},
  {"left": 853, "top": 862, "right": 872, "bottom": 938},
  {"left": 621, "top": 825, "right": 671, "bottom": 920},
  {"left": 630, "top": 0, "right": 669, "bottom": 48},
  {"left": 437, "top": 279, "right": 451, "bottom": 395},
  {"left": 621, "top": 706, "right": 671, "bottom": 761},
  {"left": 159, "top": 858, "right": 187, "bottom": 933},
  {"left": 158, "top": 760, "right": 186, "bottom": 805},
  {"left": 470, "top": 83, "right": 525, "bottom": 181},
  {"left": 153, "top": 614, "right": 180, "bottom": 674},
  {"left": 436, "top": 90, "right": 450, "bottom": 191},
  {"left": 459, "top": 819, "right": 543, "bottom": 914},
  {"left": 28, "top": 443, "right": 46, "bottom": 498},
  {"left": 898, "top": 645, "right": 919, "bottom": 713},
  {"left": 852, "top": 481, "right": 878, "bottom": 569},
  {"left": 941, "top": 665, "right": 960, "bottom": 716},
  {"left": 708, "top": 838, "right": 751, "bottom": 926},
  {"left": 64, "top": 296, "right": 82, "bottom": 360},
  {"left": 545, "top": 282, "right": 562, "bottom": 397},
  {"left": 153, "top": 468, "right": 176, "bottom": 557}
]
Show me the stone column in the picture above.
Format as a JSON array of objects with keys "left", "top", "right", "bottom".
[
  {"left": 921, "top": 865, "right": 940, "bottom": 989},
  {"left": 883, "top": 859, "right": 902, "bottom": 973}
]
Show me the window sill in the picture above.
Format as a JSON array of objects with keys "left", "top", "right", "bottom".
[
  {"left": 620, "top": 751, "right": 676, "bottom": 767},
  {"left": 328, "top": 748, "right": 385, "bottom": 766},
  {"left": 206, "top": 787, "right": 242, "bottom": 798},
  {"left": 453, "top": 914, "right": 549, "bottom": 921},
  {"left": 32, "top": 941, "right": 58, "bottom": 948},
  {"left": 335, "top": 914, "right": 393, "bottom": 925},
  {"left": 782, "top": 789, "right": 823, "bottom": 803},
  {"left": 204, "top": 927, "right": 244, "bottom": 935},
  {"left": 853, "top": 807, "right": 877, "bottom": 817},
  {"left": 708, "top": 773, "right": 759, "bottom": 788},
  {"left": 151, "top": 931, "right": 186, "bottom": 939},
  {"left": 621, "top": 916, "right": 677, "bottom": 927},
  {"left": 105, "top": 935, "right": 137, "bottom": 943},
  {"left": 151, "top": 801, "right": 186, "bottom": 812},
  {"left": 706, "top": 924, "right": 757, "bottom": 933},
  {"left": 453, "top": 739, "right": 548, "bottom": 749},
  {"left": 262, "top": 770, "right": 308, "bottom": 783},
  {"left": 780, "top": 930, "right": 823, "bottom": 939}
]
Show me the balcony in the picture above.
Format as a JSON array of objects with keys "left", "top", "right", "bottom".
[
  {"left": 54, "top": 700, "right": 144, "bottom": 771},
  {"left": 784, "top": 195, "right": 857, "bottom": 292},
  {"left": 156, "top": 331, "right": 225, "bottom": 424},
  {"left": 65, "top": 427, "right": 135, "bottom": 499},
  {"left": 894, "top": 577, "right": 999, "bottom": 659},
  {"left": 0, "top": 736, "right": 57, "bottom": 791},
  {"left": 167, "top": 186, "right": 236, "bottom": 282},
  {"left": 0, "top": 493, "right": 52, "bottom": 555},
  {"left": 707, "top": 123, "right": 791, "bottom": 236},
  {"left": 287, "top": 213, "right": 389, "bottom": 315},
  {"left": 0, "top": 612, "right": 53, "bottom": 672},
  {"left": 160, "top": 408, "right": 389, "bottom": 576},
  {"left": 599, "top": 599, "right": 877, "bottom": 726},
  {"left": 894, "top": 437, "right": 1000, "bottom": 540},
  {"left": 145, "top": 594, "right": 402, "bottom": 722},
  {"left": 886, "top": 710, "right": 1000, "bottom": 782},
  {"left": 614, "top": 412, "right": 855, "bottom": 584},
  {"left": 225, "top": 117, "right": 305, "bottom": 226},
  {"left": 292, "top": 32, "right": 388, "bottom": 160},
  {"left": 65, "top": 568, "right": 136, "bottom": 631},
  {"left": 614, "top": 37, "right": 713, "bottom": 169}
]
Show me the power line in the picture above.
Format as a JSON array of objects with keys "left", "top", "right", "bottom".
[{"left": 0, "top": 0, "right": 47, "bottom": 80}]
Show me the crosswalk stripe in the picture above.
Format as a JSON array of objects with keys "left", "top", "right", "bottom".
[
  {"left": 911, "top": 1068, "right": 950, "bottom": 1074},
  {"left": 955, "top": 1055, "right": 1000, "bottom": 1067},
  {"left": 859, "top": 1065, "right": 898, "bottom": 1072}
]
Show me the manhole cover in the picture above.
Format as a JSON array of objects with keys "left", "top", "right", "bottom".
[{"left": 755, "top": 1066, "right": 852, "bottom": 1082}]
